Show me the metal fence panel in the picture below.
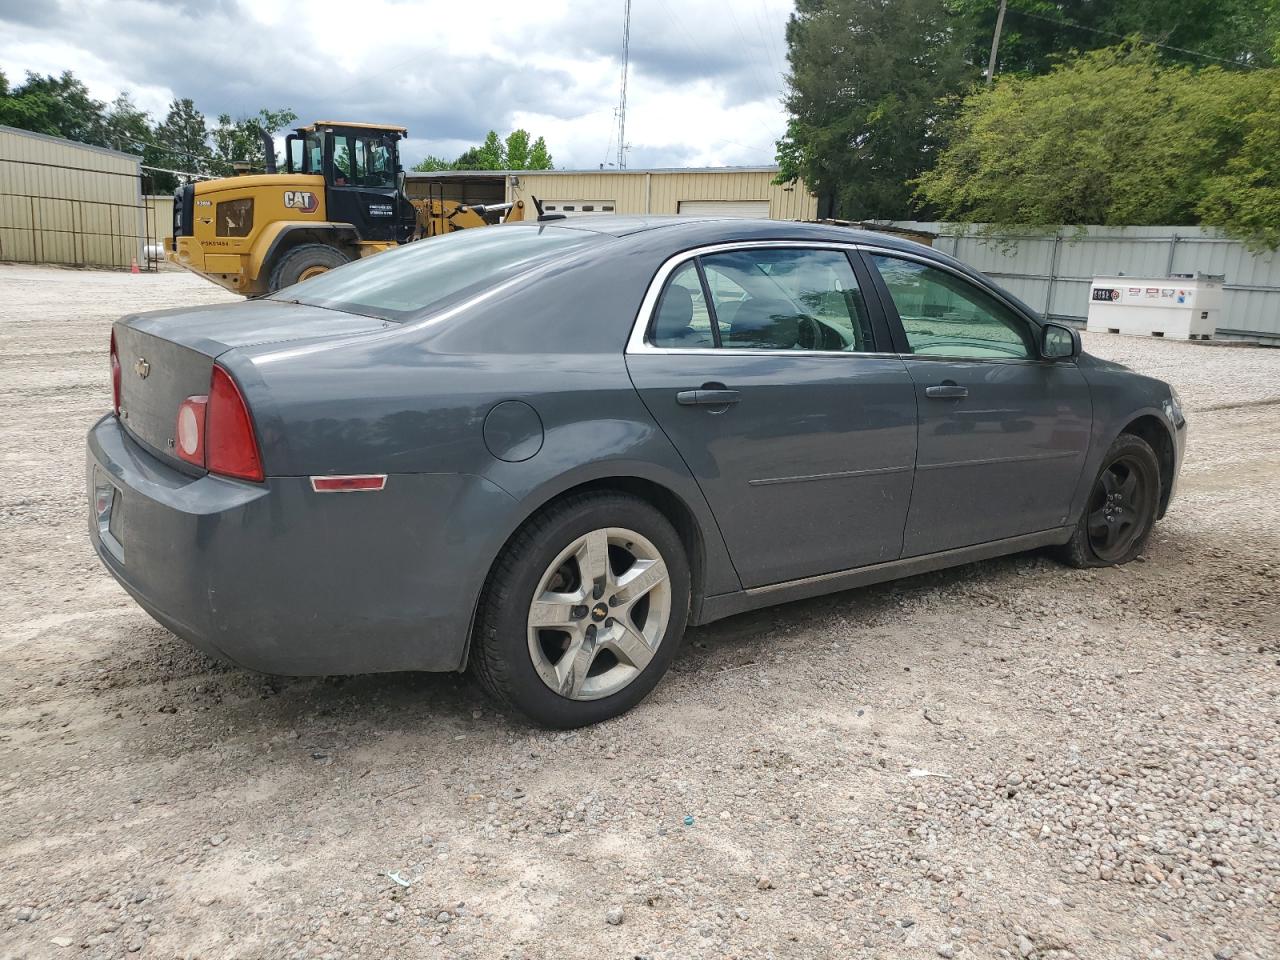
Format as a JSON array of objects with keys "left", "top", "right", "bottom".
[{"left": 889, "top": 222, "right": 1280, "bottom": 343}]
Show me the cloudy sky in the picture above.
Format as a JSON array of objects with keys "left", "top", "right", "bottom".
[{"left": 0, "top": 0, "right": 794, "bottom": 170}]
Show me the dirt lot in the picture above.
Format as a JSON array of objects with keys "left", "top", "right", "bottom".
[{"left": 1, "top": 262, "right": 1277, "bottom": 960}]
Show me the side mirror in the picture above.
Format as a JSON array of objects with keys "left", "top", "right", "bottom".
[{"left": 1042, "top": 322, "right": 1081, "bottom": 360}]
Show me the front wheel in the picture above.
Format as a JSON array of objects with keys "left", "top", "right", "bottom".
[
  {"left": 1061, "top": 433, "right": 1161, "bottom": 568},
  {"left": 471, "top": 493, "right": 690, "bottom": 727}
]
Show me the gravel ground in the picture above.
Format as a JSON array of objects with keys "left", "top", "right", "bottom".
[{"left": 0, "top": 263, "right": 1277, "bottom": 960}]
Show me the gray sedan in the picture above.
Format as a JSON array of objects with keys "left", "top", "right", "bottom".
[{"left": 88, "top": 217, "right": 1186, "bottom": 727}]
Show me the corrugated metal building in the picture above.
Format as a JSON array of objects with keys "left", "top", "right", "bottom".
[
  {"left": 406, "top": 166, "right": 818, "bottom": 221},
  {"left": 891, "top": 221, "right": 1280, "bottom": 343},
  {"left": 0, "top": 125, "right": 146, "bottom": 269},
  {"left": 144, "top": 194, "right": 175, "bottom": 249}
]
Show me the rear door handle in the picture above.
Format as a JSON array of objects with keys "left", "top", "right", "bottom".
[
  {"left": 925, "top": 383, "right": 968, "bottom": 399},
  {"left": 676, "top": 389, "right": 741, "bottom": 406}
]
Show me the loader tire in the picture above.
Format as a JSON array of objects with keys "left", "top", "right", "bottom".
[{"left": 268, "top": 244, "right": 350, "bottom": 293}]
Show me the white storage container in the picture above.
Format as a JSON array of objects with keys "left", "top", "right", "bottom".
[{"left": 1086, "top": 276, "right": 1221, "bottom": 340}]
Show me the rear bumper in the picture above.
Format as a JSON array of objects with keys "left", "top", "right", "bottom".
[{"left": 87, "top": 414, "right": 515, "bottom": 675}]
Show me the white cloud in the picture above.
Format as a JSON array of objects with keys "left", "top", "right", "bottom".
[{"left": 0, "top": 0, "right": 794, "bottom": 169}]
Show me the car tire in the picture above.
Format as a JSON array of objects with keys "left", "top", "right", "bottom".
[
  {"left": 1060, "top": 433, "right": 1161, "bottom": 568},
  {"left": 470, "top": 492, "right": 690, "bottom": 728},
  {"left": 268, "top": 243, "right": 350, "bottom": 292}
]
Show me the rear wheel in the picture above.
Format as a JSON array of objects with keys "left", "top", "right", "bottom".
[
  {"left": 471, "top": 493, "right": 690, "bottom": 727},
  {"left": 1061, "top": 433, "right": 1161, "bottom": 568},
  {"left": 268, "top": 243, "right": 350, "bottom": 293}
]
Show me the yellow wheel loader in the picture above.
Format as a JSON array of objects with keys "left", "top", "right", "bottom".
[{"left": 168, "top": 121, "right": 528, "bottom": 297}]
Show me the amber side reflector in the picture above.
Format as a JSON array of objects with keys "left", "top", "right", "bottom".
[{"left": 310, "top": 475, "right": 387, "bottom": 493}]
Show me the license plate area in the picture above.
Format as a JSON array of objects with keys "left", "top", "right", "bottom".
[{"left": 93, "top": 466, "right": 125, "bottom": 562}]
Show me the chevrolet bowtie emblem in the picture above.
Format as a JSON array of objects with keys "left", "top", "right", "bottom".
[{"left": 134, "top": 357, "right": 150, "bottom": 379}]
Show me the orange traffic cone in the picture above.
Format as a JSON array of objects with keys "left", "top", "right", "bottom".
[{"left": 130, "top": 257, "right": 140, "bottom": 274}]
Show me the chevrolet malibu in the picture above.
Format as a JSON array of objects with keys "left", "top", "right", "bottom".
[{"left": 88, "top": 217, "right": 1186, "bottom": 727}]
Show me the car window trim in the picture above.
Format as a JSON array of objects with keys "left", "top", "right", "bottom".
[
  {"left": 854, "top": 247, "right": 1065, "bottom": 366},
  {"left": 628, "top": 240, "right": 901, "bottom": 358},
  {"left": 693, "top": 258, "right": 723, "bottom": 348}
]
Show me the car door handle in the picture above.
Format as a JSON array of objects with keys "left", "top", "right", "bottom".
[
  {"left": 676, "top": 389, "right": 741, "bottom": 406},
  {"left": 925, "top": 383, "right": 969, "bottom": 399}
]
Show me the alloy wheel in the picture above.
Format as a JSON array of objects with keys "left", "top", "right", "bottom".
[{"left": 526, "top": 527, "right": 672, "bottom": 701}]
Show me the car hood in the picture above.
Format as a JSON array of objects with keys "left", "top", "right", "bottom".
[{"left": 1077, "top": 351, "right": 1132, "bottom": 373}]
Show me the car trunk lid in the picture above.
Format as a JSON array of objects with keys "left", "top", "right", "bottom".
[{"left": 113, "top": 300, "right": 389, "bottom": 468}]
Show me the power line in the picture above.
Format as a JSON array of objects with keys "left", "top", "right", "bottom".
[{"left": 1009, "top": 8, "right": 1263, "bottom": 69}]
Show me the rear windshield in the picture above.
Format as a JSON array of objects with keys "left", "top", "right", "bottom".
[{"left": 269, "top": 225, "right": 601, "bottom": 322}]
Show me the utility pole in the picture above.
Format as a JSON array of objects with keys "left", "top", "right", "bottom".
[
  {"left": 986, "top": 0, "right": 1008, "bottom": 86},
  {"left": 616, "top": 0, "right": 632, "bottom": 169}
]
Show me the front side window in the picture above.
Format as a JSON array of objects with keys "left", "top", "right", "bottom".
[
  {"left": 871, "top": 255, "right": 1035, "bottom": 360},
  {"left": 287, "top": 137, "right": 303, "bottom": 174},
  {"left": 647, "top": 247, "right": 875, "bottom": 352}
]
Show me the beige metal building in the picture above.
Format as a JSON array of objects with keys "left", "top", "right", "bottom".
[
  {"left": 144, "top": 194, "right": 175, "bottom": 252},
  {"left": 406, "top": 166, "right": 818, "bottom": 221},
  {"left": 0, "top": 125, "right": 147, "bottom": 269}
]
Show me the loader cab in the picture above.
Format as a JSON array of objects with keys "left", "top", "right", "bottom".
[{"left": 285, "top": 121, "right": 416, "bottom": 244}]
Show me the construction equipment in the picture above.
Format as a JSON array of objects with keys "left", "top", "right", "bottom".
[{"left": 168, "top": 121, "right": 527, "bottom": 297}]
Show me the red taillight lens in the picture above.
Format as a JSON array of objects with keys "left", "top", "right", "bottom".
[
  {"left": 110, "top": 331, "right": 121, "bottom": 414},
  {"left": 175, "top": 395, "right": 208, "bottom": 467},
  {"left": 206, "top": 364, "right": 263, "bottom": 482}
]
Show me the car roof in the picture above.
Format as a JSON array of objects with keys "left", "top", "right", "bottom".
[
  {"left": 536, "top": 215, "right": 938, "bottom": 255},
  {"left": 502, "top": 217, "right": 1042, "bottom": 322}
]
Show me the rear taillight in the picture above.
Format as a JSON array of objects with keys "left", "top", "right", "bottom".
[
  {"left": 110, "top": 331, "right": 121, "bottom": 414},
  {"left": 207, "top": 365, "right": 263, "bottom": 482},
  {"left": 173, "top": 364, "right": 264, "bottom": 482}
]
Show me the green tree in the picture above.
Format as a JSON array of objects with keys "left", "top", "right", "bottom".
[
  {"left": 776, "top": 0, "right": 973, "bottom": 219},
  {"left": 504, "top": 129, "right": 531, "bottom": 169},
  {"left": 102, "top": 93, "right": 151, "bottom": 153},
  {"left": 149, "top": 98, "right": 213, "bottom": 190},
  {"left": 527, "top": 135, "right": 553, "bottom": 170},
  {"left": 410, "top": 129, "right": 554, "bottom": 172},
  {"left": 914, "top": 44, "right": 1276, "bottom": 233},
  {"left": 411, "top": 155, "right": 454, "bottom": 172},
  {"left": 0, "top": 70, "right": 109, "bottom": 144},
  {"left": 949, "top": 0, "right": 1277, "bottom": 78},
  {"left": 210, "top": 107, "right": 297, "bottom": 175},
  {"left": 1198, "top": 76, "right": 1280, "bottom": 250},
  {"left": 476, "top": 130, "right": 506, "bottom": 169}
]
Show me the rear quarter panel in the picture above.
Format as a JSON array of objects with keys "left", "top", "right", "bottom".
[{"left": 231, "top": 238, "right": 743, "bottom": 629}]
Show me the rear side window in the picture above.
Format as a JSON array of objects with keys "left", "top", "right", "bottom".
[
  {"left": 651, "top": 263, "right": 715, "bottom": 348},
  {"left": 871, "top": 255, "right": 1035, "bottom": 360},
  {"left": 648, "top": 247, "right": 875, "bottom": 352},
  {"left": 270, "top": 225, "right": 599, "bottom": 322}
]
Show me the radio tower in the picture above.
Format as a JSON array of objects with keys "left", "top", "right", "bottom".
[{"left": 616, "top": 0, "right": 631, "bottom": 169}]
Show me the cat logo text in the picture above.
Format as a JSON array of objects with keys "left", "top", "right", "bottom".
[{"left": 283, "top": 191, "right": 319, "bottom": 214}]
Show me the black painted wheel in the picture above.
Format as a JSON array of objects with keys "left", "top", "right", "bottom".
[
  {"left": 268, "top": 243, "right": 350, "bottom": 293},
  {"left": 1061, "top": 433, "right": 1161, "bottom": 568}
]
